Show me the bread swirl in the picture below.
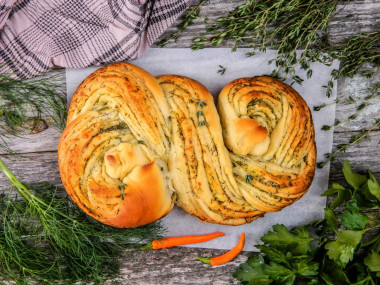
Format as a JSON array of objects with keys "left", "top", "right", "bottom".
[
  {"left": 218, "top": 77, "right": 316, "bottom": 214},
  {"left": 58, "top": 63, "right": 315, "bottom": 227},
  {"left": 58, "top": 63, "right": 175, "bottom": 228}
]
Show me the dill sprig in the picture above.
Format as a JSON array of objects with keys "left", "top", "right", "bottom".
[
  {"left": 0, "top": 73, "right": 67, "bottom": 153},
  {"left": 0, "top": 159, "right": 165, "bottom": 284}
]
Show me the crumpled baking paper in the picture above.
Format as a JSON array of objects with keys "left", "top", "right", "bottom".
[{"left": 66, "top": 48, "right": 338, "bottom": 251}]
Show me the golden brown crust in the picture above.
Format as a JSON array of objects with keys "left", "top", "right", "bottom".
[
  {"left": 218, "top": 76, "right": 316, "bottom": 213},
  {"left": 157, "top": 75, "right": 265, "bottom": 225},
  {"left": 58, "top": 63, "right": 175, "bottom": 228},
  {"left": 59, "top": 63, "right": 315, "bottom": 227}
]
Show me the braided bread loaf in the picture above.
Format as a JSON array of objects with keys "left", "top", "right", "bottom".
[{"left": 58, "top": 63, "right": 316, "bottom": 227}]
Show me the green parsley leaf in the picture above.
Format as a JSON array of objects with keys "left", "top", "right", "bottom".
[
  {"left": 321, "top": 258, "right": 350, "bottom": 285},
  {"left": 322, "top": 183, "right": 352, "bottom": 209},
  {"left": 343, "top": 160, "right": 367, "bottom": 190},
  {"left": 322, "top": 183, "right": 345, "bottom": 196},
  {"left": 356, "top": 181, "right": 379, "bottom": 208},
  {"left": 233, "top": 255, "right": 272, "bottom": 284},
  {"left": 341, "top": 202, "right": 368, "bottom": 230},
  {"left": 266, "top": 262, "right": 296, "bottom": 284},
  {"left": 325, "top": 230, "right": 363, "bottom": 267},
  {"left": 324, "top": 208, "right": 338, "bottom": 232},
  {"left": 368, "top": 170, "right": 380, "bottom": 201},
  {"left": 364, "top": 251, "right": 380, "bottom": 276},
  {"left": 261, "top": 225, "right": 314, "bottom": 256},
  {"left": 290, "top": 256, "right": 319, "bottom": 278},
  {"left": 256, "top": 245, "right": 290, "bottom": 265}
]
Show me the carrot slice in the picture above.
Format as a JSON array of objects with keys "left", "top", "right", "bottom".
[{"left": 197, "top": 232, "right": 245, "bottom": 265}]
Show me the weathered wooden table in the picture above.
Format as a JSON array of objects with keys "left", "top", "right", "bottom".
[{"left": 1, "top": 1, "right": 379, "bottom": 284}]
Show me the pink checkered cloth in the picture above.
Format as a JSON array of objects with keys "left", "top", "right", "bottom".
[{"left": 0, "top": 0, "right": 192, "bottom": 78}]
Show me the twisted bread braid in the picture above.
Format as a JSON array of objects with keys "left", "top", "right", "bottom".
[{"left": 58, "top": 63, "right": 315, "bottom": 227}]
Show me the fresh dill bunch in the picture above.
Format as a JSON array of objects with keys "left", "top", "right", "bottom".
[
  {"left": 0, "top": 159, "right": 166, "bottom": 284},
  {"left": 0, "top": 73, "right": 67, "bottom": 153}
]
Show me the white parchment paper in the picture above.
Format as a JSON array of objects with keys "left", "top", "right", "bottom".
[{"left": 66, "top": 48, "right": 338, "bottom": 251}]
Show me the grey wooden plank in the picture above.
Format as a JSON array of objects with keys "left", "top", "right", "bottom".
[
  {"left": 334, "top": 66, "right": 380, "bottom": 132},
  {"left": 0, "top": 152, "right": 61, "bottom": 191},
  {"left": 329, "top": 129, "right": 380, "bottom": 174},
  {"left": 0, "top": 127, "right": 61, "bottom": 155},
  {"left": 117, "top": 247, "right": 248, "bottom": 284},
  {"left": 329, "top": 1, "right": 380, "bottom": 45}
]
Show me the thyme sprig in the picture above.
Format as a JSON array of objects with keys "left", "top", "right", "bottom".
[
  {"left": 0, "top": 159, "right": 165, "bottom": 284},
  {"left": 160, "top": 0, "right": 378, "bottom": 87},
  {"left": 317, "top": 84, "right": 380, "bottom": 132},
  {"left": 191, "top": 0, "right": 340, "bottom": 84},
  {"left": 317, "top": 118, "right": 380, "bottom": 169},
  {"left": 0, "top": 73, "right": 67, "bottom": 153}
]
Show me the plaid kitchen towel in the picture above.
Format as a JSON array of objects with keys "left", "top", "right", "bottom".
[{"left": 0, "top": 0, "right": 192, "bottom": 78}]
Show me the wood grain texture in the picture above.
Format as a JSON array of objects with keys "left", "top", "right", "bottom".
[
  {"left": 0, "top": 152, "right": 61, "bottom": 191},
  {"left": 0, "top": 1, "right": 379, "bottom": 284},
  {"left": 116, "top": 247, "right": 250, "bottom": 284},
  {"left": 334, "top": 65, "right": 380, "bottom": 132}
]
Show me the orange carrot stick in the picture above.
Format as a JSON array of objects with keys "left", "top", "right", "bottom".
[
  {"left": 140, "top": 232, "right": 225, "bottom": 250},
  {"left": 197, "top": 232, "right": 245, "bottom": 266}
]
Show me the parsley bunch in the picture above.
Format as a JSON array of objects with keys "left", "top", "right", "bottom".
[{"left": 234, "top": 161, "right": 380, "bottom": 284}]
